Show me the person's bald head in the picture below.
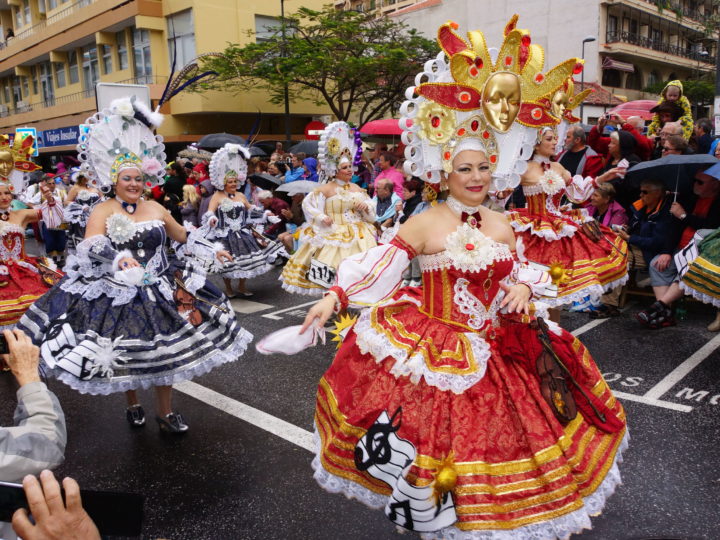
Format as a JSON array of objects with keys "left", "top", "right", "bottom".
[{"left": 376, "top": 178, "right": 393, "bottom": 198}]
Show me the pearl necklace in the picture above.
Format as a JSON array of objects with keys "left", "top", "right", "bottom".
[{"left": 446, "top": 196, "right": 483, "bottom": 216}]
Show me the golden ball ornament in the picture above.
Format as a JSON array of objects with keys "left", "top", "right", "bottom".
[{"left": 435, "top": 465, "right": 458, "bottom": 493}]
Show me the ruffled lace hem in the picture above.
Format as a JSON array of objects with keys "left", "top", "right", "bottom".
[
  {"left": 312, "top": 429, "right": 629, "bottom": 540},
  {"left": 220, "top": 264, "right": 273, "bottom": 279},
  {"left": 279, "top": 280, "right": 325, "bottom": 296},
  {"left": 509, "top": 220, "right": 577, "bottom": 241},
  {"left": 353, "top": 307, "right": 490, "bottom": 394},
  {"left": 45, "top": 327, "right": 253, "bottom": 395},
  {"left": 679, "top": 281, "right": 720, "bottom": 309},
  {"left": 542, "top": 274, "right": 628, "bottom": 308}
]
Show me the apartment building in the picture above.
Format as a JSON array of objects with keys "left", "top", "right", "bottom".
[
  {"left": 0, "top": 0, "right": 329, "bottom": 158},
  {"left": 339, "top": 0, "right": 718, "bottom": 122}
]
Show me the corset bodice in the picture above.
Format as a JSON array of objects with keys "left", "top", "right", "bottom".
[
  {"left": 217, "top": 199, "right": 248, "bottom": 231},
  {"left": 522, "top": 184, "right": 566, "bottom": 217},
  {"left": 106, "top": 216, "right": 168, "bottom": 275},
  {"left": 0, "top": 226, "right": 26, "bottom": 262},
  {"left": 325, "top": 191, "right": 367, "bottom": 225},
  {"left": 416, "top": 244, "right": 514, "bottom": 333},
  {"left": 76, "top": 190, "right": 101, "bottom": 205}
]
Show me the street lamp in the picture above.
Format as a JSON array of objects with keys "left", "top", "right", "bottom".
[
  {"left": 579, "top": 36, "right": 596, "bottom": 124},
  {"left": 281, "top": 0, "right": 292, "bottom": 149}
]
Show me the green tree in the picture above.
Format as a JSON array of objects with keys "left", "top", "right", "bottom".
[{"left": 194, "top": 6, "right": 438, "bottom": 125}]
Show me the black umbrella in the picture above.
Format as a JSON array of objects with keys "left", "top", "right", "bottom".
[
  {"left": 248, "top": 146, "right": 267, "bottom": 157},
  {"left": 288, "top": 140, "right": 319, "bottom": 155},
  {"left": 624, "top": 154, "right": 719, "bottom": 197},
  {"left": 249, "top": 173, "right": 282, "bottom": 191},
  {"left": 197, "top": 133, "right": 246, "bottom": 149}
]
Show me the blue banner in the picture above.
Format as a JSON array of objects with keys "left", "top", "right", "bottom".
[{"left": 41, "top": 126, "right": 80, "bottom": 148}]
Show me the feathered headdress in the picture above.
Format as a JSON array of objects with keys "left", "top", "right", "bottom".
[
  {"left": 0, "top": 133, "right": 41, "bottom": 194},
  {"left": 318, "top": 122, "right": 362, "bottom": 182},
  {"left": 76, "top": 96, "right": 167, "bottom": 190},
  {"left": 400, "top": 16, "right": 585, "bottom": 190},
  {"left": 209, "top": 143, "right": 251, "bottom": 191}
]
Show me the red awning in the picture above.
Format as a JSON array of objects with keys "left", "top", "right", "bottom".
[{"left": 602, "top": 57, "right": 635, "bottom": 73}]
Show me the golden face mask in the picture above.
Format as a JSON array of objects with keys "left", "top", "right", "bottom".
[
  {"left": 481, "top": 72, "right": 521, "bottom": 133},
  {"left": 551, "top": 90, "right": 569, "bottom": 120},
  {"left": 0, "top": 150, "right": 13, "bottom": 178}
]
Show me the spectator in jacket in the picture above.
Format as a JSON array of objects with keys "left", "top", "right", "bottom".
[
  {"left": 637, "top": 165, "right": 720, "bottom": 328},
  {"left": 592, "top": 178, "right": 673, "bottom": 318},
  {"left": 589, "top": 114, "right": 652, "bottom": 161},
  {"left": 558, "top": 125, "right": 603, "bottom": 178},
  {"left": 694, "top": 118, "right": 713, "bottom": 155},
  {"left": 586, "top": 183, "right": 628, "bottom": 228},
  {"left": 284, "top": 153, "right": 306, "bottom": 183},
  {"left": 372, "top": 179, "right": 401, "bottom": 226},
  {"left": 594, "top": 130, "right": 641, "bottom": 210},
  {"left": 0, "top": 329, "right": 66, "bottom": 483}
]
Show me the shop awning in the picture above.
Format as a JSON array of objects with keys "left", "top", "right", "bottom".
[{"left": 602, "top": 57, "right": 635, "bottom": 72}]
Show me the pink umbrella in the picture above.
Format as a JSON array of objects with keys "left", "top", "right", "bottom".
[
  {"left": 607, "top": 100, "right": 657, "bottom": 121},
  {"left": 360, "top": 118, "right": 409, "bottom": 136}
]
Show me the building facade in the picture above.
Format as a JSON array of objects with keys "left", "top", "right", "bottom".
[
  {"left": 0, "top": 0, "right": 329, "bottom": 158},
  {"left": 339, "top": 0, "right": 718, "bottom": 123}
]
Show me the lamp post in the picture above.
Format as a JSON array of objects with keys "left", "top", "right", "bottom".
[
  {"left": 281, "top": 0, "right": 292, "bottom": 149},
  {"left": 579, "top": 36, "right": 596, "bottom": 124}
]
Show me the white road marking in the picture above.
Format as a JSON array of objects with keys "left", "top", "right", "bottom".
[
  {"left": 612, "top": 390, "right": 693, "bottom": 413},
  {"left": 174, "top": 380, "right": 314, "bottom": 452},
  {"left": 230, "top": 299, "right": 274, "bottom": 314},
  {"left": 571, "top": 318, "right": 609, "bottom": 337},
  {"left": 262, "top": 300, "right": 317, "bottom": 320},
  {"left": 643, "top": 332, "right": 720, "bottom": 400}
]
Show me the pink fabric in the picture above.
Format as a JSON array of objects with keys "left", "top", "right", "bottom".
[
  {"left": 586, "top": 200, "right": 628, "bottom": 228},
  {"left": 375, "top": 167, "right": 405, "bottom": 197}
]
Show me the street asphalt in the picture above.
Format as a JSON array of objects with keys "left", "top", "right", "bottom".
[{"left": 1, "top": 264, "right": 719, "bottom": 539}]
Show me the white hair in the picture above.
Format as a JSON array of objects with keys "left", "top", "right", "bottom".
[{"left": 257, "top": 189, "right": 273, "bottom": 200}]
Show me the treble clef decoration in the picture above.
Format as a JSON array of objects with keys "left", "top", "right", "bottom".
[{"left": 354, "top": 407, "right": 403, "bottom": 471}]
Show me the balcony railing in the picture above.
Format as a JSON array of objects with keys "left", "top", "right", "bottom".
[
  {"left": 606, "top": 30, "right": 714, "bottom": 63},
  {"left": 3, "top": 0, "right": 94, "bottom": 45},
  {"left": 641, "top": 0, "right": 706, "bottom": 23}
]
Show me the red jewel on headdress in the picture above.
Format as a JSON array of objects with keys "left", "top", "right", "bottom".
[
  {"left": 443, "top": 151, "right": 452, "bottom": 160},
  {"left": 450, "top": 21, "right": 459, "bottom": 30},
  {"left": 573, "top": 62, "right": 583, "bottom": 74},
  {"left": 534, "top": 73, "right": 545, "bottom": 84},
  {"left": 482, "top": 130, "right": 490, "bottom": 139},
  {"left": 471, "top": 120, "right": 479, "bottom": 131},
  {"left": 457, "top": 128, "right": 466, "bottom": 136},
  {"left": 531, "top": 108, "right": 543, "bottom": 120},
  {"left": 431, "top": 116, "right": 441, "bottom": 128},
  {"left": 490, "top": 154, "right": 498, "bottom": 163},
  {"left": 521, "top": 35, "right": 531, "bottom": 47},
  {"left": 465, "top": 243, "right": 475, "bottom": 251},
  {"left": 146, "top": 181, "right": 152, "bottom": 187},
  {"left": 458, "top": 91, "right": 472, "bottom": 104},
  {"left": 504, "top": 55, "right": 513, "bottom": 66},
  {"left": 474, "top": 57, "right": 483, "bottom": 69},
  {"left": 427, "top": 172, "right": 433, "bottom": 178},
  {"left": 469, "top": 66, "right": 479, "bottom": 77}
]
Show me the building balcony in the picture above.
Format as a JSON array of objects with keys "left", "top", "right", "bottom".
[
  {"left": 603, "top": 0, "right": 711, "bottom": 32},
  {"left": 606, "top": 30, "right": 715, "bottom": 65}
]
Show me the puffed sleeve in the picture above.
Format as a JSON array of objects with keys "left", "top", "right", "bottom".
[
  {"left": 302, "top": 190, "right": 327, "bottom": 225},
  {"left": 505, "top": 255, "right": 553, "bottom": 299},
  {"left": 328, "top": 236, "right": 417, "bottom": 309}
]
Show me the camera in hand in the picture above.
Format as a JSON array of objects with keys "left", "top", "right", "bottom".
[{"left": 0, "top": 482, "right": 144, "bottom": 536}]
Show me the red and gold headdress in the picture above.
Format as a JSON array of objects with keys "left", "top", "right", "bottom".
[
  {"left": 0, "top": 133, "right": 41, "bottom": 194},
  {"left": 400, "top": 16, "right": 587, "bottom": 190}
]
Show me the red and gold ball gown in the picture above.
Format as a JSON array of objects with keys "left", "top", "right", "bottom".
[
  {"left": 506, "top": 159, "right": 628, "bottom": 307},
  {"left": 0, "top": 219, "right": 58, "bottom": 328},
  {"left": 313, "top": 216, "right": 627, "bottom": 539}
]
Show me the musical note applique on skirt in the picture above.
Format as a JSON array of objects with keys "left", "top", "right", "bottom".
[{"left": 354, "top": 409, "right": 457, "bottom": 533}]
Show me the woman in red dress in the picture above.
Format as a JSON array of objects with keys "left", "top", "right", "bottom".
[
  {"left": 294, "top": 19, "right": 628, "bottom": 539},
  {"left": 0, "top": 182, "right": 61, "bottom": 329}
]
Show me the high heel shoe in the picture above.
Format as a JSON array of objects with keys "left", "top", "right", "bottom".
[
  {"left": 156, "top": 412, "right": 189, "bottom": 434},
  {"left": 126, "top": 404, "right": 146, "bottom": 427},
  {"left": 708, "top": 311, "right": 720, "bottom": 332}
]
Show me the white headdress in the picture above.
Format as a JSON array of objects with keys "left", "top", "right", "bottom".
[
  {"left": 318, "top": 121, "right": 361, "bottom": 182},
  {"left": 76, "top": 96, "right": 166, "bottom": 190},
  {"left": 399, "top": 17, "right": 584, "bottom": 191},
  {"left": 209, "top": 143, "right": 250, "bottom": 191}
]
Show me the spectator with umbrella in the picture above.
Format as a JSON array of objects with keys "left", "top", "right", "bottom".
[{"left": 636, "top": 163, "right": 720, "bottom": 328}]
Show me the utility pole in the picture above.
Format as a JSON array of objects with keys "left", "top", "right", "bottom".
[{"left": 281, "top": 0, "right": 292, "bottom": 149}]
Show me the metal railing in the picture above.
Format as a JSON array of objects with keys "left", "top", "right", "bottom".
[
  {"left": 641, "top": 0, "right": 706, "bottom": 23},
  {"left": 606, "top": 30, "right": 715, "bottom": 62},
  {"left": 5, "top": 0, "right": 95, "bottom": 44}
]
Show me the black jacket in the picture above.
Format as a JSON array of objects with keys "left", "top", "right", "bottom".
[{"left": 628, "top": 196, "right": 676, "bottom": 262}]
